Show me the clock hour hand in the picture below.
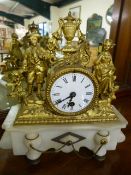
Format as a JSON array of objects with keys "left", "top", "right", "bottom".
[
  {"left": 55, "top": 92, "right": 76, "bottom": 105},
  {"left": 67, "top": 92, "right": 76, "bottom": 107},
  {"left": 67, "top": 101, "right": 75, "bottom": 107}
]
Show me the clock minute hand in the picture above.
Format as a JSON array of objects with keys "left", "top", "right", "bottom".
[
  {"left": 55, "top": 96, "right": 71, "bottom": 105},
  {"left": 55, "top": 92, "right": 76, "bottom": 105}
]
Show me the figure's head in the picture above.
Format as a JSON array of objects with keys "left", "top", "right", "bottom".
[
  {"left": 29, "top": 32, "right": 41, "bottom": 46},
  {"left": 11, "top": 33, "right": 18, "bottom": 39},
  {"left": 47, "top": 38, "right": 57, "bottom": 51},
  {"left": 11, "top": 33, "right": 18, "bottom": 43},
  {"left": 103, "top": 39, "right": 115, "bottom": 51}
]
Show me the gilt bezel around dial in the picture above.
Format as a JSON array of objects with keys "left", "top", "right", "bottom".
[{"left": 46, "top": 67, "right": 99, "bottom": 116}]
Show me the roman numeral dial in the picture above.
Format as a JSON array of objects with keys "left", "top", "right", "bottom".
[{"left": 47, "top": 70, "right": 97, "bottom": 116}]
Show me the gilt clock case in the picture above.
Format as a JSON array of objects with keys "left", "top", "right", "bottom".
[{"left": 46, "top": 67, "right": 99, "bottom": 116}]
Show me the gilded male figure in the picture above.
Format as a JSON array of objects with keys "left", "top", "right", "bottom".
[
  {"left": 7, "top": 33, "right": 23, "bottom": 69},
  {"left": 22, "top": 32, "right": 47, "bottom": 100}
]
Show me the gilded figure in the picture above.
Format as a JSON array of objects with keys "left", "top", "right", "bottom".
[
  {"left": 79, "top": 41, "right": 91, "bottom": 67},
  {"left": 6, "top": 70, "right": 27, "bottom": 104},
  {"left": 22, "top": 32, "right": 47, "bottom": 100},
  {"left": 93, "top": 39, "right": 119, "bottom": 99},
  {"left": 45, "top": 37, "right": 59, "bottom": 66},
  {"left": 6, "top": 33, "right": 23, "bottom": 70},
  {"left": 20, "top": 32, "right": 30, "bottom": 54},
  {"left": 40, "top": 33, "right": 49, "bottom": 49}
]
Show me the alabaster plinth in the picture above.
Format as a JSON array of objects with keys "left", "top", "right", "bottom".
[{"left": 0, "top": 104, "right": 128, "bottom": 161}]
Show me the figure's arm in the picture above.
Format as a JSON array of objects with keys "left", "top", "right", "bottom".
[{"left": 22, "top": 52, "right": 28, "bottom": 72}]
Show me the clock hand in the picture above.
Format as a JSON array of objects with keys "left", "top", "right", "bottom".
[
  {"left": 67, "top": 101, "right": 75, "bottom": 107},
  {"left": 67, "top": 92, "right": 76, "bottom": 102},
  {"left": 55, "top": 96, "right": 71, "bottom": 105},
  {"left": 55, "top": 92, "right": 76, "bottom": 105},
  {"left": 67, "top": 92, "right": 76, "bottom": 107},
  {"left": 70, "top": 92, "right": 76, "bottom": 98}
]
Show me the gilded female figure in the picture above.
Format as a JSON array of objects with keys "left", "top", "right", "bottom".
[{"left": 94, "top": 39, "right": 118, "bottom": 99}]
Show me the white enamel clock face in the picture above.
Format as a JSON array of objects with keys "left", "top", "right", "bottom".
[{"left": 49, "top": 72, "right": 96, "bottom": 115}]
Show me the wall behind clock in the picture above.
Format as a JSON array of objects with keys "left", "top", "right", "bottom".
[{"left": 25, "top": 0, "right": 114, "bottom": 38}]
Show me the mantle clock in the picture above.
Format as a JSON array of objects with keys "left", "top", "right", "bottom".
[{"left": 0, "top": 12, "right": 127, "bottom": 163}]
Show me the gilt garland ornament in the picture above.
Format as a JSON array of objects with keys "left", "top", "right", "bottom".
[{"left": 2, "top": 12, "right": 119, "bottom": 125}]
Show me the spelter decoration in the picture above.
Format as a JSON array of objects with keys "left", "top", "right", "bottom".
[
  {"left": 5, "top": 33, "right": 23, "bottom": 70},
  {"left": 2, "top": 13, "right": 119, "bottom": 125}
]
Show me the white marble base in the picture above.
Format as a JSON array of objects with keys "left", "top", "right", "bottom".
[{"left": 0, "top": 104, "right": 128, "bottom": 161}]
